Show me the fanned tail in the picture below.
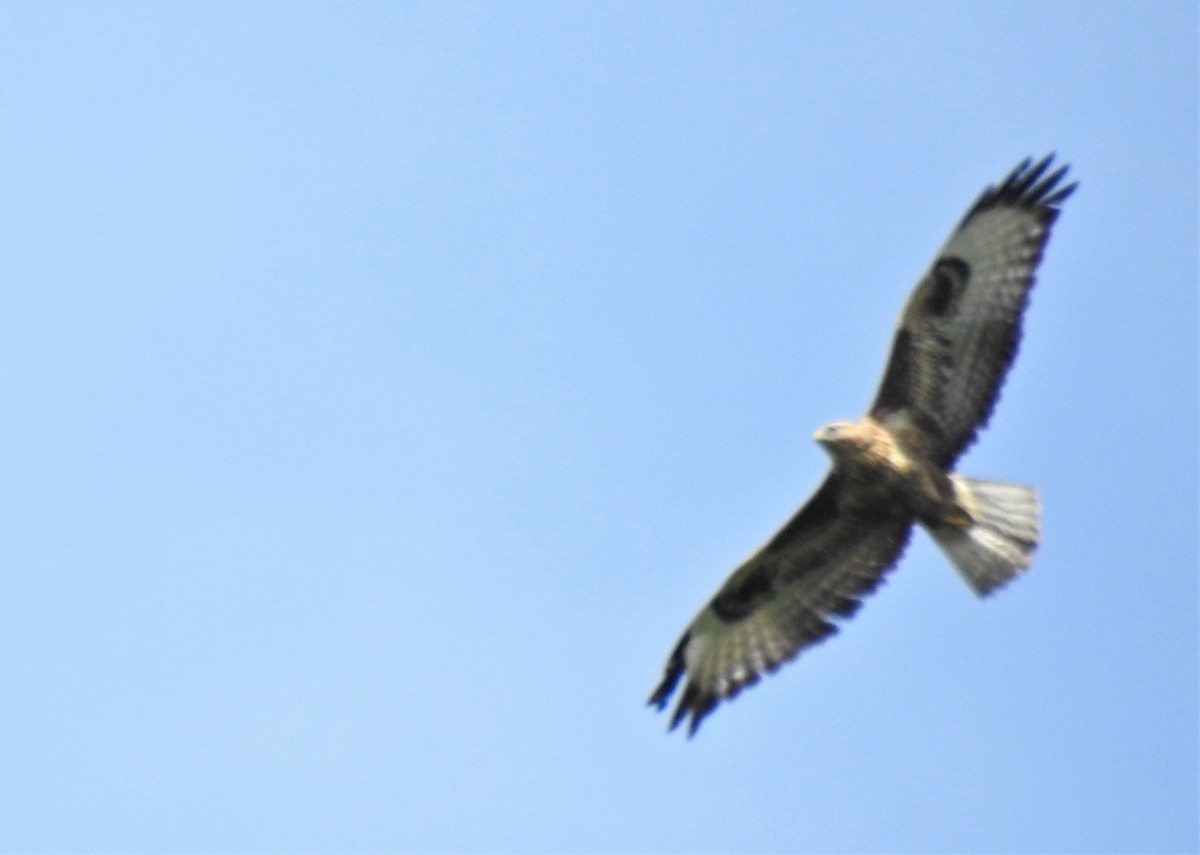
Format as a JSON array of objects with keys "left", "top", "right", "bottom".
[{"left": 928, "top": 476, "right": 1039, "bottom": 596}]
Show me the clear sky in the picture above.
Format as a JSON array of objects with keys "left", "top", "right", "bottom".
[{"left": 0, "top": 2, "right": 1195, "bottom": 852}]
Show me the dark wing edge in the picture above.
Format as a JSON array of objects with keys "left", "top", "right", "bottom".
[
  {"left": 959, "top": 154, "right": 1077, "bottom": 231},
  {"left": 648, "top": 475, "right": 912, "bottom": 736},
  {"left": 869, "top": 154, "right": 1077, "bottom": 465}
]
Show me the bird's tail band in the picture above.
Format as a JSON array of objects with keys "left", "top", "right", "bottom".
[{"left": 929, "top": 476, "right": 1039, "bottom": 596}]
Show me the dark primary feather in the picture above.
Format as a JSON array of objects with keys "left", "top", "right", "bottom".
[
  {"left": 963, "top": 156, "right": 1076, "bottom": 225},
  {"left": 870, "top": 155, "right": 1076, "bottom": 465}
]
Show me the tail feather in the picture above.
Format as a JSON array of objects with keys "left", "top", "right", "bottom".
[{"left": 929, "top": 476, "right": 1040, "bottom": 596}]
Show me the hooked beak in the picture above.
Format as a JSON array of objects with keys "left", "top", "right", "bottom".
[{"left": 813, "top": 424, "right": 837, "bottom": 445}]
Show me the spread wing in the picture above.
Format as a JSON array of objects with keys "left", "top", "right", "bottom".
[
  {"left": 648, "top": 474, "right": 912, "bottom": 736},
  {"left": 869, "top": 155, "right": 1077, "bottom": 466}
]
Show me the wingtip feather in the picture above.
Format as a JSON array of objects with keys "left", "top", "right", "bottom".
[{"left": 967, "top": 154, "right": 1076, "bottom": 225}]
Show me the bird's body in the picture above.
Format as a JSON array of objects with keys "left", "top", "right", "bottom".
[
  {"left": 814, "top": 419, "right": 954, "bottom": 522},
  {"left": 650, "top": 156, "right": 1076, "bottom": 735}
]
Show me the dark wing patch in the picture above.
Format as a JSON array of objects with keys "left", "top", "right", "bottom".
[
  {"left": 924, "top": 257, "right": 971, "bottom": 317},
  {"left": 868, "top": 155, "right": 1076, "bottom": 465},
  {"left": 648, "top": 474, "right": 912, "bottom": 736},
  {"left": 710, "top": 563, "right": 776, "bottom": 622}
]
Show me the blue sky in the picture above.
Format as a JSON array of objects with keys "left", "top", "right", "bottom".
[{"left": 0, "top": 2, "right": 1195, "bottom": 852}]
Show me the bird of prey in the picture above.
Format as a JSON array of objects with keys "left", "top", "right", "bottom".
[{"left": 649, "top": 155, "right": 1076, "bottom": 736}]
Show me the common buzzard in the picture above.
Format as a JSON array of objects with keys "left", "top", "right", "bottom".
[{"left": 650, "top": 155, "right": 1076, "bottom": 736}]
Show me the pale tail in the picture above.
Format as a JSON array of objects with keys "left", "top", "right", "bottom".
[{"left": 929, "top": 476, "right": 1040, "bottom": 596}]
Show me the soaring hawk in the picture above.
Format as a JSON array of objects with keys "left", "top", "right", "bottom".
[{"left": 650, "top": 155, "right": 1076, "bottom": 736}]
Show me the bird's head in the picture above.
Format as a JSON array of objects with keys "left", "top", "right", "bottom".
[
  {"left": 813, "top": 420, "right": 871, "bottom": 464},
  {"left": 813, "top": 420, "right": 856, "bottom": 448}
]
